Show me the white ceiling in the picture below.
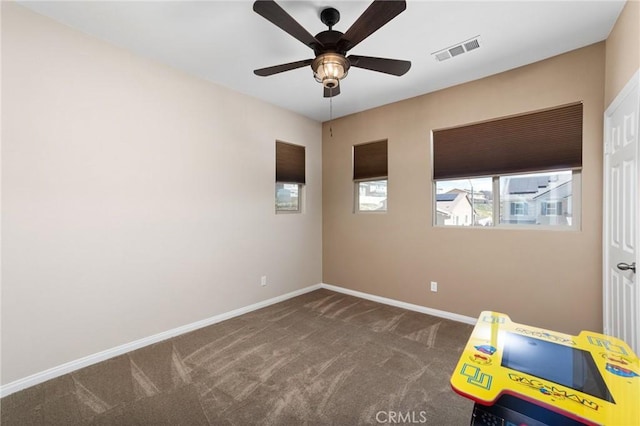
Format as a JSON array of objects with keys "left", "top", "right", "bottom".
[{"left": 19, "top": 1, "right": 626, "bottom": 122}]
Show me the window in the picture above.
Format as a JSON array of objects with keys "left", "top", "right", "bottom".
[
  {"left": 432, "top": 103, "right": 582, "bottom": 229},
  {"left": 435, "top": 177, "right": 492, "bottom": 226},
  {"left": 357, "top": 180, "right": 387, "bottom": 211},
  {"left": 276, "top": 183, "right": 300, "bottom": 211},
  {"left": 541, "top": 201, "right": 562, "bottom": 216},
  {"left": 510, "top": 202, "right": 528, "bottom": 216},
  {"left": 354, "top": 140, "right": 388, "bottom": 212},
  {"left": 275, "top": 141, "right": 305, "bottom": 213},
  {"left": 435, "top": 171, "right": 579, "bottom": 228}
]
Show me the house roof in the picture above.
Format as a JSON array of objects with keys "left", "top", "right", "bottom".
[
  {"left": 436, "top": 192, "right": 473, "bottom": 215},
  {"left": 533, "top": 180, "right": 572, "bottom": 200},
  {"left": 505, "top": 176, "right": 550, "bottom": 194},
  {"left": 436, "top": 193, "right": 458, "bottom": 202}
]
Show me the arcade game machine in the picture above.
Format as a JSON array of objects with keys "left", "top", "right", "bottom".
[{"left": 450, "top": 312, "right": 639, "bottom": 426}]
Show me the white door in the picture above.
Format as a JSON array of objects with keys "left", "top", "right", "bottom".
[{"left": 603, "top": 70, "right": 640, "bottom": 354}]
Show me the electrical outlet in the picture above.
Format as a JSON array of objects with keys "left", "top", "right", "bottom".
[
  {"left": 430, "top": 281, "right": 438, "bottom": 292},
  {"left": 261, "top": 276, "right": 267, "bottom": 286}
]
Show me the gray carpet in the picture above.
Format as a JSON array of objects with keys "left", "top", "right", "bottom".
[{"left": 0, "top": 289, "right": 475, "bottom": 425}]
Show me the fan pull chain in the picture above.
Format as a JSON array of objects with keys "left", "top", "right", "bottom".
[{"left": 329, "top": 95, "right": 333, "bottom": 137}]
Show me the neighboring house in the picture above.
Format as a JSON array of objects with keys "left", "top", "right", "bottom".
[
  {"left": 436, "top": 193, "right": 474, "bottom": 226},
  {"left": 501, "top": 175, "right": 572, "bottom": 225},
  {"left": 533, "top": 180, "right": 573, "bottom": 226},
  {"left": 436, "top": 208, "right": 451, "bottom": 225},
  {"left": 500, "top": 176, "right": 549, "bottom": 224},
  {"left": 447, "top": 188, "right": 489, "bottom": 204}
]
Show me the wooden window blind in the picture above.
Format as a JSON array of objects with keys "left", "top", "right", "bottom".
[
  {"left": 353, "top": 140, "right": 388, "bottom": 180},
  {"left": 432, "top": 103, "right": 583, "bottom": 180},
  {"left": 276, "top": 141, "right": 305, "bottom": 184}
]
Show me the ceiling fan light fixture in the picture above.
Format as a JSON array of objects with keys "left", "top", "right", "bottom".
[
  {"left": 253, "top": 0, "right": 410, "bottom": 97},
  {"left": 312, "top": 53, "right": 350, "bottom": 89}
]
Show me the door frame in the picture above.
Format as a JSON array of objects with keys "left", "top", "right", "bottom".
[{"left": 603, "top": 68, "right": 640, "bottom": 351}]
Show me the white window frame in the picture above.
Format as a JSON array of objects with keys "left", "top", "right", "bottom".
[{"left": 433, "top": 170, "right": 581, "bottom": 230}]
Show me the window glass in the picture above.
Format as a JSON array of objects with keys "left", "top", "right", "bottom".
[
  {"left": 435, "top": 177, "right": 493, "bottom": 226},
  {"left": 434, "top": 171, "right": 577, "bottom": 228},
  {"left": 499, "top": 171, "right": 572, "bottom": 226},
  {"left": 357, "top": 180, "right": 387, "bottom": 212},
  {"left": 276, "top": 183, "right": 300, "bottom": 212}
]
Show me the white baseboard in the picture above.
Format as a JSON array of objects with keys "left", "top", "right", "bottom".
[
  {"left": 320, "top": 283, "right": 477, "bottom": 325},
  {"left": 0, "top": 284, "right": 322, "bottom": 398},
  {"left": 1, "top": 282, "right": 474, "bottom": 398}
]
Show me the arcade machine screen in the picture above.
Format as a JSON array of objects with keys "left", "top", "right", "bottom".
[{"left": 500, "top": 332, "right": 614, "bottom": 403}]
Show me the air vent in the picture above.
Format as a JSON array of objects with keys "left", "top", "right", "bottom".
[
  {"left": 433, "top": 36, "right": 481, "bottom": 62},
  {"left": 435, "top": 51, "right": 451, "bottom": 61},
  {"left": 464, "top": 39, "right": 480, "bottom": 52},
  {"left": 448, "top": 45, "right": 465, "bottom": 57}
]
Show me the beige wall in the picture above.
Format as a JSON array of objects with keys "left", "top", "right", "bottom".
[
  {"left": 1, "top": 3, "right": 322, "bottom": 385},
  {"left": 4, "top": 0, "right": 635, "bottom": 389},
  {"left": 323, "top": 43, "right": 606, "bottom": 336},
  {"left": 605, "top": 0, "right": 640, "bottom": 106}
]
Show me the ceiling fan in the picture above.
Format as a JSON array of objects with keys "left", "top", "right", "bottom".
[{"left": 253, "top": 0, "right": 411, "bottom": 98}]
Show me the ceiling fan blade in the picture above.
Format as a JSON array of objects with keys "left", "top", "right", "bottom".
[
  {"left": 324, "top": 85, "right": 341, "bottom": 98},
  {"left": 348, "top": 55, "right": 411, "bottom": 76},
  {"left": 254, "top": 59, "right": 313, "bottom": 77},
  {"left": 337, "top": 0, "right": 406, "bottom": 52},
  {"left": 253, "top": 0, "right": 324, "bottom": 50}
]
